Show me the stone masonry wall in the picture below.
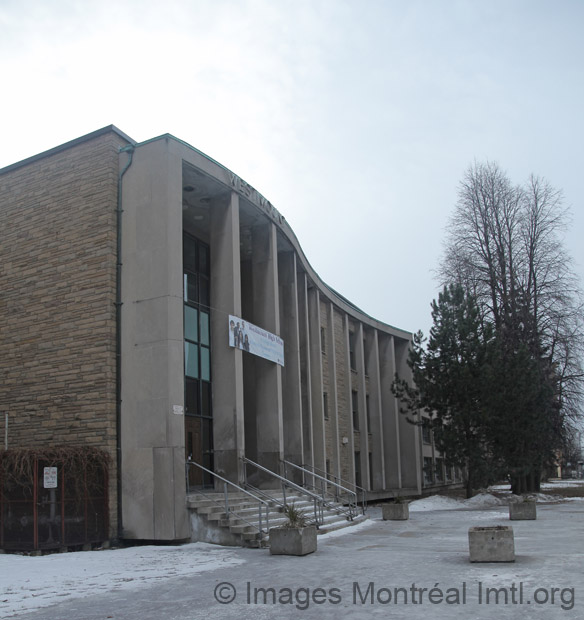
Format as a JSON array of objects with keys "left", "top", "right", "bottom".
[
  {"left": 333, "top": 308, "right": 352, "bottom": 483},
  {"left": 0, "top": 130, "right": 130, "bottom": 537}
]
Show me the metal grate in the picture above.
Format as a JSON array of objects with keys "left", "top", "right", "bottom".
[{"left": 0, "top": 457, "right": 109, "bottom": 551}]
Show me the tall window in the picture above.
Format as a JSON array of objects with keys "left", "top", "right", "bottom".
[
  {"left": 349, "top": 331, "right": 356, "bottom": 371},
  {"left": 423, "top": 457, "right": 433, "bottom": 486},
  {"left": 352, "top": 390, "right": 359, "bottom": 431},
  {"left": 366, "top": 394, "right": 371, "bottom": 433},
  {"left": 184, "top": 233, "right": 212, "bottom": 487},
  {"left": 422, "top": 423, "right": 432, "bottom": 445},
  {"left": 435, "top": 458, "right": 444, "bottom": 483}
]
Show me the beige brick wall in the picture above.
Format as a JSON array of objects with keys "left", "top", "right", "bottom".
[
  {"left": 0, "top": 130, "right": 129, "bottom": 536},
  {"left": 333, "top": 309, "right": 352, "bottom": 482},
  {"left": 320, "top": 299, "right": 333, "bottom": 469}
]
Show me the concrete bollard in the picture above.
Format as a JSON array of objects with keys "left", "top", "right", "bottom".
[
  {"left": 382, "top": 503, "right": 410, "bottom": 521},
  {"left": 509, "top": 501, "right": 537, "bottom": 520},
  {"left": 468, "top": 526, "right": 515, "bottom": 562}
]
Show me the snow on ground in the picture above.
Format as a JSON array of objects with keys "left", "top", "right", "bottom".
[
  {"left": 541, "top": 478, "right": 584, "bottom": 488},
  {"left": 491, "top": 478, "right": 584, "bottom": 491},
  {"left": 318, "top": 517, "right": 374, "bottom": 540},
  {"left": 0, "top": 543, "right": 244, "bottom": 618},
  {"left": 2, "top": 479, "right": 583, "bottom": 619},
  {"left": 404, "top": 479, "right": 584, "bottom": 513},
  {"left": 408, "top": 495, "right": 463, "bottom": 511},
  {"left": 409, "top": 492, "right": 505, "bottom": 512}
]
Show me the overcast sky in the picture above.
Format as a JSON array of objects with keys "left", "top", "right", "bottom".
[{"left": 1, "top": 0, "right": 582, "bottom": 337}]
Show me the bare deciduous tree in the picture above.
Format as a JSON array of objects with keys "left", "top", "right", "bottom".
[{"left": 438, "top": 161, "right": 584, "bottom": 491}]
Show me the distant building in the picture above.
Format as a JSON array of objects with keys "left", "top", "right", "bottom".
[{"left": 0, "top": 126, "right": 451, "bottom": 545}]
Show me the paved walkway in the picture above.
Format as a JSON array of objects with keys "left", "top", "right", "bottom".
[{"left": 4, "top": 494, "right": 583, "bottom": 620}]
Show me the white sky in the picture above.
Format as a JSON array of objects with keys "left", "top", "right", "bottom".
[{"left": 1, "top": 0, "right": 582, "bottom": 336}]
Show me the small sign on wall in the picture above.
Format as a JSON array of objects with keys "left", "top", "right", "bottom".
[{"left": 43, "top": 467, "right": 58, "bottom": 489}]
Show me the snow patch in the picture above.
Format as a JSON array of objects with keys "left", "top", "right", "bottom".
[
  {"left": 319, "top": 517, "right": 376, "bottom": 539},
  {"left": 409, "top": 496, "right": 463, "bottom": 512},
  {"left": 0, "top": 543, "right": 245, "bottom": 618},
  {"left": 462, "top": 493, "right": 505, "bottom": 508}
]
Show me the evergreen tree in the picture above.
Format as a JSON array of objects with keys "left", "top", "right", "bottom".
[
  {"left": 392, "top": 284, "right": 493, "bottom": 497},
  {"left": 484, "top": 335, "right": 561, "bottom": 494}
]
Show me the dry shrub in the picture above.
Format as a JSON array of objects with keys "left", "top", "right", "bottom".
[{"left": 0, "top": 446, "right": 110, "bottom": 498}]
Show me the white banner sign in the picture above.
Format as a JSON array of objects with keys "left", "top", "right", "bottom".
[{"left": 229, "top": 315, "right": 284, "bottom": 366}]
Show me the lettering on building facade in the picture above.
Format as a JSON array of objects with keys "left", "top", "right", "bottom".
[{"left": 229, "top": 172, "right": 284, "bottom": 225}]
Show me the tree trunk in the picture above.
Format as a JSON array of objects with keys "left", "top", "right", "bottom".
[
  {"left": 465, "top": 473, "right": 473, "bottom": 499},
  {"left": 511, "top": 470, "right": 540, "bottom": 494}
]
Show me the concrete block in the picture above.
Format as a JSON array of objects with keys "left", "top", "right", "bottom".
[
  {"left": 509, "top": 501, "right": 536, "bottom": 520},
  {"left": 269, "top": 526, "right": 317, "bottom": 556},
  {"left": 468, "top": 526, "right": 515, "bottom": 563},
  {"left": 382, "top": 502, "right": 409, "bottom": 520}
]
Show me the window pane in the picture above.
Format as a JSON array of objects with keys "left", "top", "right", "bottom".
[
  {"left": 185, "top": 378, "right": 199, "bottom": 415},
  {"left": 201, "top": 382, "right": 211, "bottom": 416},
  {"left": 185, "top": 342, "right": 199, "bottom": 378},
  {"left": 183, "top": 236, "right": 197, "bottom": 272},
  {"left": 184, "top": 273, "right": 198, "bottom": 304},
  {"left": 200, "top": 346, "right": 210, "bottom": 381},
  {"left": 198, "top": 244, "right": 209, "bottom": 276},
  {"left": 199, "top": 277, "right": 209, "bottom": 307},
  {"left": 184, "top": 306, "right": 198, "bottom": 342},
  {"left": 200, "top": 311, "right": 210, "bottom": 345}
]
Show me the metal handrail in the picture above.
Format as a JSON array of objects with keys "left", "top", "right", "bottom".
[
  {"left": 301, "top": 462, "right": 367, "bottom": 514},
  {"left": 241, "top": 457, "right": 324, "bottom": 527},
  {"left": 186, "top": 460, "right": 270, "bottom": 540},
  {"left": 282, "top": 460, "right": 357, "bottom": 520}
]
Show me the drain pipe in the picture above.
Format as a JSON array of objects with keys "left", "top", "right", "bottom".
[{"left": 116, "top": 144, "right": 135, "bottom": 541}]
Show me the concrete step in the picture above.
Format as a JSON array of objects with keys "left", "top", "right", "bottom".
[
  {"left": 187, "top": 486, "right": 367, "bottom": 548},
  {"left": 186, "top": 496, "right": 260, "bottom": 510},
  {"left": 197, "top": 500, "right": 267, "bottom": 515}
]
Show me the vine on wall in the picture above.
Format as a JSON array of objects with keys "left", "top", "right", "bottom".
[{"left": 0, "top": 446, "right": 110, "bottom": 498}]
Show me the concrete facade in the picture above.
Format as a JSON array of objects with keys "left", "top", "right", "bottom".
[{"left": 1, "top": 126, "right": 430, "bottom": 543}]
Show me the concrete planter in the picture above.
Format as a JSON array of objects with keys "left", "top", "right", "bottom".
[
  {"left": 269, "top": 526, "right": 317, "bottom": 556},
  {"left": 509, "top": 501, "right": 537, "bottom": 520},
  {"left": 468, "top": 526, "right": 515, "bottom": 563},
  {"left": 382, "top": 502, "right": 409, "bottom": 521}
]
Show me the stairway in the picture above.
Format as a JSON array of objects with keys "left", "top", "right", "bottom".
[{"left": 187, "top": 489, "right": 368, "bottom": 548}]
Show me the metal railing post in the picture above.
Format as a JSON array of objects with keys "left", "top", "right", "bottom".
[{"left": 282, "top": 459, "right": 358, "bottom": 520}]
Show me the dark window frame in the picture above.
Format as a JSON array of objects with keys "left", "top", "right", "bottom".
[{"left": 352, "top": 390, "right": 359, "bottom": 431}]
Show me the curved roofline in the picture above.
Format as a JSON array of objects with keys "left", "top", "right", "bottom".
[
  {"left": 0, "top": 126, "right": 411, "bottom": 340},
  {"left": 134, "top": 132, "right": 412, "bottom": 340}
]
